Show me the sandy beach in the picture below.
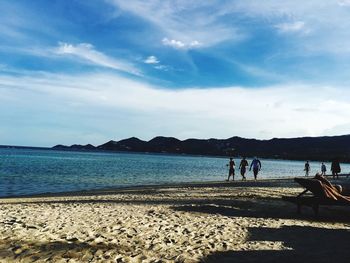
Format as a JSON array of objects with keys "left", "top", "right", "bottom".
[{"left": 1, "top": 179, "right": 350, "bottom": 263}]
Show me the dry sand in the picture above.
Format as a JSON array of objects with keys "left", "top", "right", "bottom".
[{"left": 0, "top": 179, "right": 350, "bottom": 262}]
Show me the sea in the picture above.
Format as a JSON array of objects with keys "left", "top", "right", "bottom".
[{"left": 1, "top": 148, "right": 350, "bottom": 197}]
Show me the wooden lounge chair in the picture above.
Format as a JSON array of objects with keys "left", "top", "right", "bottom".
[{"left": 283, "top": 176, "right": 350, "bottom": 217}]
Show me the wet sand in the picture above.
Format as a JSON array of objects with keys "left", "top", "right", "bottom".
[{"left": 0, "top": 179, "right": 350, "bottom": 262}]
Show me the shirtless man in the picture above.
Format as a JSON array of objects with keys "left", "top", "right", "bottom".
[
  {"left": 226, "top": 157, "right": 235, "bottom": 181},
  {"left": 239, "top": 157, "right": 249, "bottom": 180}
]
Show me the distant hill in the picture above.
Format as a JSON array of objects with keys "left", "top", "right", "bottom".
[{"left": 52, "top": 134, "right": 350, "bottom": 162}]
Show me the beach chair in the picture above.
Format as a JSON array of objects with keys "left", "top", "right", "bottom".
[{"left": 283, "top": 177, "right": 350, "bottom": 217}]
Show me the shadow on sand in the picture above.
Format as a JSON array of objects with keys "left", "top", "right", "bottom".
[
  {"left": 0, "top": 239, "right": 127, "bottom": 261},
  {"left": 171, "top": 196, "right": 350, "bottom": 223},
  {"left": 202, "top": 225, "right": 350, "bottom": 263},
  {"left": 2, "top": 188, "right": 350, "bottom": 223},
  {"left": 2, "top": 226, "right": 349, "bottom": 262}
]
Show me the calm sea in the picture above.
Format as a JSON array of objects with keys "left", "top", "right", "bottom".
[{"left": 0, "top": 148, "right": 349, "bottom": 197}]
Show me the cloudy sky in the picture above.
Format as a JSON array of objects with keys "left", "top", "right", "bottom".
[{"left": 2, "top": 0, "right": 350, "bottom": 147}]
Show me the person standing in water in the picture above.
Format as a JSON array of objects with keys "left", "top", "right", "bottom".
[
  {"left": 226, "top": 157, "right": 235, "bottom": 181},
  {"left": 304, "top": 161, "right": 310, "bottom": 176},
  {"left": 321, "top": 162, "right": 327, "bottom": 176},
  {"left": 249, "top": 157, "right": 261, "bottom": 180},
  {"left": 239, "top": 157, "right": 249, "bottom": 180}
]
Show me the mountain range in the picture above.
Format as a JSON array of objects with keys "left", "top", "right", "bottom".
[{"left": 52, "top": 135, "right": 350, "bottom": 162}]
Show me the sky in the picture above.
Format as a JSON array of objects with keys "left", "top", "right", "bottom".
[{"left": 2, "top": 0, "right": 350, "bottom": 147}]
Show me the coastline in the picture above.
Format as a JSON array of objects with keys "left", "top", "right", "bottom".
[
  {"left": 1, "top": 175, "right": 347, "bottom": 199},
  {"left": 0, "top": 178, "right": 297, "bottom": 199},
  {"left": 1, "top": 178, "right": 350, "bottom": 262}
]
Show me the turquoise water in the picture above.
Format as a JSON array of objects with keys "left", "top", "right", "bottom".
[{"left": 0, "top": 148, "right": 349, "bottom": 197}]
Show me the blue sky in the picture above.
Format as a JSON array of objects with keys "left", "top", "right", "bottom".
[{"left": 2, "top": 0, "right": 350, "bottom": 146}]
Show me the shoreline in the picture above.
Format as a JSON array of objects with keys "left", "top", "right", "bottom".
[
  {"left": 2, "top": 175, "right": 349, "bottom": 200},
  {"left": 0, "top": 178, "right": 298, "bottom": 199}
]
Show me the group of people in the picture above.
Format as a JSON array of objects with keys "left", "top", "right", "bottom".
[
  {"left": 227, "top": 157, "right": 344, "bottom": 181},
  {"left": 304, "top": 159, "right": 342, "bottom": 179},
  {"left": 226, "top": 157, "right": 261, "bottom": 181}
]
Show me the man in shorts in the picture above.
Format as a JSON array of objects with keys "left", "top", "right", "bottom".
[
  {"left": 226, "top": 157, "right": 235, "bottom": 181},
  {"left": 239, "top": 157, "right": 249, "bottom": 180},
  {"left": 249, "top": 157, "right": 261, "bottom": 180}
]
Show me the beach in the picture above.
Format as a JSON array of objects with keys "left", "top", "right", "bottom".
[{"left": 0, "top": 179, "right": 350, "bottom": 262}]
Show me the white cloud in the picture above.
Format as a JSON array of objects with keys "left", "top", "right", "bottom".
[
  {"left": 143, "top": 55, "right": 172, "bottom": 71},
  {"left": 55, "top": 42, "right": 141, "bottom": 75},
  {"left": 162, "top": 38, "right": 186, "bottom": 49},
  {"left": 109, "top": 0, "right": 242, "bottom": 48},
  {"left": 154, "top": 65, "right": 170, "bottom": 71},
  {"left": 189, "top": 40, "right": 201, "bottom": 47},
  {"left": 275, "top": 21, "right": 305, "bottom": 33},
  {"left": 107, "top": 0, "right": 350, "bottom": 56},
  {"left": 143, "top": 55, "right": 171, "bottom": 71},
  {"left": 144, "top": 55, "right": 159, "bottom": 64},
  {"left": 338, "top": 0, "right": 350, "bottom": 6},
  {"left": 162, "top": 38, "right": 201, "bottom": 50},
  {"left": 1, "top": 71, "right": 350, "bottom": 145},
  {"left": 225, "top": 1, "right": 350, "bottom": 55}
]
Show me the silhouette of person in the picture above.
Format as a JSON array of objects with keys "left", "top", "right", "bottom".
[
  {"left": 321, "top": 162, "right": 327, "bottom": 176},
  {"left": 304, "top": 161, "right": 310, "bottom": 176},
  {"left": 249, "top": 157, "right": 261, "bottom": 180},
  {"left": 226, "top": 157, "right": 235, "bottom": 181},
  {"left": 239, "top": 157, "right": 249, "bottom": 180},
  {"left": 331, "top": 159, "right": 341, "bottom": 179}
]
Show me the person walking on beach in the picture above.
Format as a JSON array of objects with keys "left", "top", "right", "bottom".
[
  {"left": 321, "top": 162, "right": 327, "bottom": 176},
  {"left": 304, "top": 161, "right": 310, "bottom": 176},
  {"left": 239, "top": 157, "right": 249, "bottom": 180},
  {"left": 331, "top": 159, "right": 341, "bottom": 179},
  {"left": 226, "top": 157, "right": 235, "bottom": 181},
  {"left": 249, "top": 157, "right": 261, "bottom": 180}
]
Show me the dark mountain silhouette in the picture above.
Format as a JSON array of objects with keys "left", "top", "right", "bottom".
[
  {"left": 147, "top": 136, "right": 181, "bottom": 152},
  {"left": 98, "top": 137, "right": 147, "bottom": 152},
  {"left": 52, "top": 144, "right": 95, "bottom": 150},
  {"left": 52, "top": 134, "right": 350, "bottom": 162}
]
